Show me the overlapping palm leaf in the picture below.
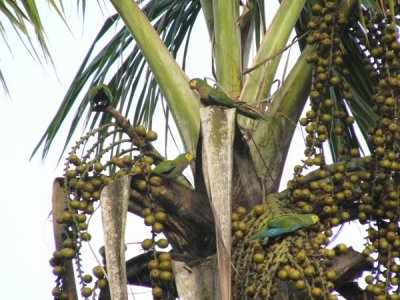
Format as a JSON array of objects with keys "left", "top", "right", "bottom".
[
  {"left": 0, "top": 0, "right": 64, "bottom": 92},
  {"left": 33, "top": 0, "right": 201, "bottom": 159}
]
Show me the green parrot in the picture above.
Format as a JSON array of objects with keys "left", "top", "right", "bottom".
[
  {"left": 89, "top": 84, "right": 112, "bottom": 111},
  {"left": 189, "top": 78, "right": 266, "bottom": 120},
  {"left": 249, "top": 214, "right": 319, "bottom": 240},
  {"left": 152, "top": 153, "right": 194, "bottom": 178}
]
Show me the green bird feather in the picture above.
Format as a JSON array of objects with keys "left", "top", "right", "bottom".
[
  {"left": 89, "top": 84, "right": 113, "bottom": 111},
  {"left": 189, "top": 78, "right": 266, "bottom": 120},
  {"left": 152, "top": 153, "right": 194, "bottom": 178},
  {"left": 249, "top": 214, "right": 319, "bottom": 240}
]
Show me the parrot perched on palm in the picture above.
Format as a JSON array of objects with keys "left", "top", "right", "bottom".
[
  {"left": 89, "top": 84, "right": 113, "bottom": 111},
  {"left": 152, "top": 153, "right": 194, "bottom": 178},
  {"left": 249, "top": 214, "right": 319, "bottom": 240},
  {"left": 189, "top": 78, "right": 266, "bottom": 120}
]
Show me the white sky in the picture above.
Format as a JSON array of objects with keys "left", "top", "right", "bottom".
[{"left": 0, "top": 2, "right": 366, "bottom": 299}]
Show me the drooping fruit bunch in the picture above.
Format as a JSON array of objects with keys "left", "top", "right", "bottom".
[
  {"left": 141, "top": 207, "right": 175, "bottom": 298},
  {"left": 49, "top": 120, "right": 177, "bottom": 299},
  {"left": 233, "top": 1, "right": 400, "bottom": 298},
  {"left": 352, "top": 8, "right": 400, "bottom": 298},
  {"left": 291, "top": 1, "right": 400, "bottom": 298},
  {"left": 289, "top": 0, "right": 368, "bottom": 239}
]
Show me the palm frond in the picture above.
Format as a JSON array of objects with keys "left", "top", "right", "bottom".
[
  {"left": 0, "top": 69, "right": 10, "bottom": 96},
  {"left": 323, "top": 23, "right": 378, "bottom": 162},
  {"left": 33, "top": 0, "right": 201, "bottom": 160},
  {"left": 0, "top": 1, "right": 65, "bottom": 91},
  {"left": 241, "top": 0, "right": 307, "bottom": 105}
]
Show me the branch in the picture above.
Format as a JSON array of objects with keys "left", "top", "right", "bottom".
[
  {"left": 330, "top": 247, "right": 374, "bottom": 299},
  {"left": 331, "top": 246, "right": 371, "bottom": 287},
  {"left": 129, "top": 176, "right": 216, "bottom": 257}
]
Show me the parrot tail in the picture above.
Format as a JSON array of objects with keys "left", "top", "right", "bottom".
[{"left": 237, "top": 103, "right": 267, "bottom": 120}]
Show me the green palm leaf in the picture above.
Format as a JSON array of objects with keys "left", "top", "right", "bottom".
[
  {"left": 33, "top": 0, "right": 201, "bottom": 160},
  {"left": 0, "top": 0, "right": 64, "bottom": 91}
]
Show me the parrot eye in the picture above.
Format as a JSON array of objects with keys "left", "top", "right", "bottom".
[
  {"left": 312, "top": 215, "right": 319, "bottom": 224},
  {"left": 189, "top": 80, "right": 196, "bottom": 88},
  {"left": 186, "top": 154, "right": 194, "bottom": 161}
]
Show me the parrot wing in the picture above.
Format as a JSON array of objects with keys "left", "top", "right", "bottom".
[
  {"left": 208, "top": 90, "right": 240, "bottom": 108},
  {"left": 250, "top": 227, "right": 293, "bottom": 239},
  {"left": 209, "top": 91, "right": 266, "bottom": 120},
  {"left": 152, "top": 160, "right": 176, "bottom": 174},
  {"left": 267, "top": 214, "right": 302, "bottom": 229},
  {"left": 249, "top": 214, "right": 317, "bottom": 240}
]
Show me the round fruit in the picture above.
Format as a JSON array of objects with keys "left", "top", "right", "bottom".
[
  {"left": 289, "top": 269, "right": 301, "bottom": 280},
  {"left": 81, "top": 232, "right": 92, "bottom": 241},
  {"left": 134, "top": 125, "right": 147, "bottom": 136},
  {"left": 141, "top": 239, "right": 154, "bottom": 250},
  {"left": 144, "top": 215, "right": 156, "bottom": 226},
  {"left": 75, "top": 214, "right": 87, "bottom": 223},
  {"left": 159, "top": 271, "right": 173, "bottom": 282},
  {"left": 148, "top": 260, "right": 159, "bottom": 270},
  {"left": 150, "top": 176, "right": 162, "bottom": 186},
  {"left": 304, "top": 266, "right": 315, "bottom": 277},
  {"left": 159, "top": 260, "right": 172, "bottom": 271},
  {"left": 295, "top": 279, "right": 306, "bottom": 290},
  {"left": 93, "top": 266, "right": 105, "bottom": 279},
  {"left": 61, "top": 248, "right": 76, "bottom": 259},
  {"left": 81, "top": 287, "right": 93, "bottom": 297},
  {"left": 97, "top": 278, "right": 108, "bottom": 289},
  {"left": 152, "top": 286, "right": 163, "bottom": 297},
  {"left": 237, "top": 222, "right": 247, "bottom": 232},
  {"left": 234, "top": 230, "right": 243, "bottom": 238},
  {"left": 154, "top": 211, "right": 167, "bottom": 222},
  {"left": 246, "top": 285, "right": 256, "bottom": 296},
  {"left": 146, "top": 130, "right": 158, "bottom": 141},
  {"left": 159, "top": 252, "right": 172, "bottom": 262},
  {"left": 150, "top": 269, "right": 160, "bottom": 279},
  {"left": 142, "top": 208, "right": 152, "bottom": 217},
  {"left": 62, "top": 238, "right": 75, "bottom": 248},
  {"left": 52, "top": 266, "right": 64, "bottom": 276},
  {"left": 311, "top": 287, "right": 322, "bottom": 297},
  {"left": 136, "top": 180, "right": 148, "bottom": 191},
  {"left": 326, "top": 270, "right": 336, "bottom": 280},
  {"left": 82, "top": 274, "right": 93, "bottom": 283},
  {"left": 253, "top": 253, "right": 264, "bottom": 263},
  {"left": 278, "top": 269, "right": 288, "bottom": 280},
  {"left": 236, "top": 206, "right": 247, "bottom": 215},
  {"left": 52, "top": 286, "right": 61, "bottom": 297},
  {"left": 157, "top": 238, "right": 169, "bottom": 249},
  {"left": 152, "top": 222, "right": 164, "bottom": 233}
]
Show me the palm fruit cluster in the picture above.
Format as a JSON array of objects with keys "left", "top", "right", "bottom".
[
  {"left": 290, "top": 0, "right": 364, "bottom": 229},
  {"left": 232, "top": 196, "right": 340, "bottom": 299},
  {"left": 351, "top": 7, "right": 400, "bottom": 298},
  {"left": 141, "top": 207, "right": 175, "bottom": 298},
  {"left": 49, "top": 122, "right": 174, "bottom": 299},
  {"left": 302, "top": 0, "right": 357, "bottom": 164},
  {"left": 233, "top": 1, "right": 400, "bottom": 298},
  {"left": 288, "top": 1, "right": 400, "bottom": 298}
]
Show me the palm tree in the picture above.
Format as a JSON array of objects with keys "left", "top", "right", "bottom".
[{"left": 38, "top": 0, "right": 400, "bottom": 299}]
